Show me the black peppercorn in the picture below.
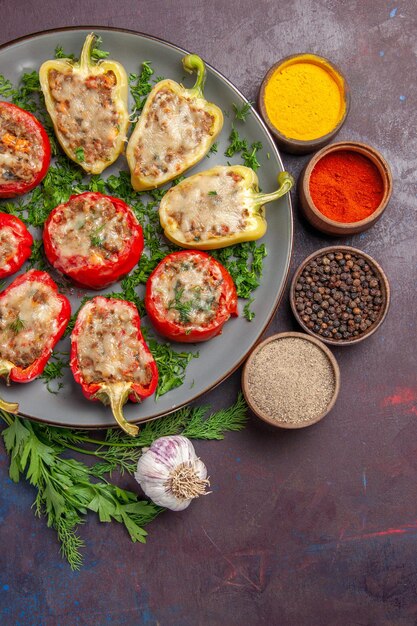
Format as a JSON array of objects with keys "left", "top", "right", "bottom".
[{"left": 293, "top": 250, "right": 385, "bottom": 342}]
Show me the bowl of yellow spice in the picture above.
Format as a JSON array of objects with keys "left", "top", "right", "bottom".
[{"left": 258, "top": 53, "right": 350, "bottom": 155}]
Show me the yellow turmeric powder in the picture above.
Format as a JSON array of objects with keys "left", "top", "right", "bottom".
[{"left": 264, "top": 54, "right": 346, "bottom": 141}]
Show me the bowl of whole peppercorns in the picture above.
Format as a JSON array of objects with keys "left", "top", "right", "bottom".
[{"left": 290, "top": 246, "right": 390, "bottom": 345}]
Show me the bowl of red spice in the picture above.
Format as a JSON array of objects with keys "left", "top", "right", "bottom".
[
  {"left": 242, "top": 332, "right": 340, "bottom": 429},
  {"left": 290, "top": 246, "right": 390, "bottom": 345},
  {"left": 299, "top": 141, "right": 392, "bottom": 235}
]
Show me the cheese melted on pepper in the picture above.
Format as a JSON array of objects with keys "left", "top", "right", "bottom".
[
  {"left": 134, "top": 87, "right": 214, "bottom": 181},
  {"left": 0, "top": 227, "right": 19, "bottom": 273},
  {"left": 76, "top": 299, "right": 153, "bottom": 386},
  {"left": 0, "top": 107, "right": 43, "bottom": 184},
  {"left": 0, "top": 280, "right": 62, "bottom": 368},
  {"left": 48, "top": 195, "right": 132, "bottom": 269},
  {"left": 48, "top": 69, "right": 119, "bottom": 165},
  {"left": 152, "top": 256, "right": 223, "bottom": 327},
  {"left": 163, "top": 170, "right": 249, "bottom": 242}
]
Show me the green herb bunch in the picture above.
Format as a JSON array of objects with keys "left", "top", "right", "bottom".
[{"left": 0, "top": 393, "right": 247, "bottom": 569}]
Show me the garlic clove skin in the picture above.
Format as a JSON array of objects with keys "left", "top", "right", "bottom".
[{"left": 134, "top": 435, "right": 209, "bottom": 511}]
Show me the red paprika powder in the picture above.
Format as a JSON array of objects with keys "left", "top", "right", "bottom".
[{"left": 309, "top": 150, "right": 384, "bottom": 223}]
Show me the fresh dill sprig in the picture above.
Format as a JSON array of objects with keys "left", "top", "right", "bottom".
[{"left": 232, "top": 101, "right": 253, "bottom": 121}]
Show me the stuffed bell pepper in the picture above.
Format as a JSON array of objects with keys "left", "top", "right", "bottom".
[
  {"left": 0, "top": 101, "right": 51, "bottom": 198},
  {"left": 43, "top": 191, "right": 144, "bottom": 289},
  {"left": 159, "top": 165, "right": 294, "bottom": 249},
  {"left": 39, "top": 33, "right": 129, "bottom": 174},
  {"left": 0, "top": 213, "right": 33, "bottom": 278},
  {"left": 145, "top": 250, "right": 238, "bottom": 343},
  {"left": 0, "top": 269, "right": 71, "bottom": 413},
  {"left": 126, "top": 54, "right": 223, "bottom": 191},
  {"left": 70, "top": 297, "right": 158, "bottom": 436}
]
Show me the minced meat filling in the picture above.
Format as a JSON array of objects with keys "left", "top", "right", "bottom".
[
  {"left": 134, "top": 87, "right": 214, "bottom": 180},
  {"left": 0, "top": 108, "right": 43, "bottom": 185},
  {"left": 48, "top": 196, "right": 132, "bottom": 267},
  {"left": 152, "top": 256, "right": 223, "bottom": 327},
  {"left": 76, "top": 300, "right": 153, "bottom": 385},
  {"left": 165, "top": 170, "right": 248, "bottom": 242},
  {"left": 0, "top": 227, "right": 19, "bottom": 268},
  {"left": 0, "top": 281, "right": 61, "bottom": 368},
  {"left": 48, "top": 69, "right": 119, "bottom": 164}
]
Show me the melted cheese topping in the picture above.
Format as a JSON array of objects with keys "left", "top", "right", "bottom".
[
  {"left": 76, "top": 299, "right": 153, "bottom": 385},
  {"left": 134, "top": 87, "right": 214, "bottom": 181},
  {"left": 0, "top": 280, "right": 61, "bottom": 368},
  {"left": 163, "top": 170, "right": 249, "bottom": 242},
  {"left": 152, "top": 256, "right": 223, "bottom": 327},
  {"left": 0, "top": 107, "right": 43, "bottom": 184},
  {"left": 48, "top": 69, "right": 119, "bottom": 164},
  {"left": 47, "top": 195, "right": 132, "bottom": 270},
  {"left": 0, "top": 227, "right": 19, "bottom": 273}
]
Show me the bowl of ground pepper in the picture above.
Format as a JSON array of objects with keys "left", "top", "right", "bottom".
[
  {"left": 242, "top": 332, "right": 340, "bottom": 429},
  {"left": 290, "top": 246, "right": 390, "bottom": 345},
  {"left": 258, "top": 53, "right": 350, "bottom": 155},
  {"left": 299, "top": 141, "right": 392, "bottom": 235}
]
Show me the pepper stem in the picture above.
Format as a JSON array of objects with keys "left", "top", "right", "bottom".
[
  {"left": 252, "top": 171, "right": 294, "bottom": 208},
  {"left": 0, "top": 361, "right": 19, "bottom": 414},
  {"left": 80, "top": 33, "right": 96, "bottom": 72},
  {"left": 182, "top": 54, "right": 206, "bottom": 98},
  {"left": 95, "top": 381, "right": 139, "bottom": 437}
]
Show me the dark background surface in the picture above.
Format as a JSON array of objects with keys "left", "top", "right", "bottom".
[{"left": 0, "top": 1, "right": 416, "bottom": 624}]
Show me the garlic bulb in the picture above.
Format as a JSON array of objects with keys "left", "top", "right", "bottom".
[{"left": 134, "top": 435, "right": 210, "bottom": 511}]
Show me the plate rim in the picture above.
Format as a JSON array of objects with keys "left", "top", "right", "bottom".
[{"left": 0, "top": 25, "right": 294, "bottom": 429}]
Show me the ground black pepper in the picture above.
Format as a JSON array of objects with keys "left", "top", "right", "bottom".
[
  {"left": 293, "top": 250, "right": 384, "bottom": 341},
  {"left": 245, "top": 337, "right": 336, "bottom": 423}
]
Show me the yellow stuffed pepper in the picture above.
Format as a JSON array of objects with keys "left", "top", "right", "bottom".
[
  {"left": 39, "top": 33, "right": 129, "bottom": 174},
  {"left": 126, "top": 55, "right": 223, "bottom": 191},
  {"left": 159, "top": 165, "right": 294, "bottom": 250}
]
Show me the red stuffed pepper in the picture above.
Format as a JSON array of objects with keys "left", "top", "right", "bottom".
[
  {"left": 0, "top": 269, "right": 71, "bottom": 413},
  {"left": 43, "top": 191, "right": 144, "bottom": 289},
  {"left": 145, "top": 250, "right": 238, "bottom": 343},
  {"left": 0, "top": 101, "right": 51, "bottom": 198},
  {"left": 0, "top": 212, "right": 33, "bottom": 278},
  {"left": 70, "top": 297, "right": 158, "bottom": 436}
]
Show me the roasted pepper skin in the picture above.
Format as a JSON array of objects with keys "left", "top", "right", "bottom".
[
  {"left": 159, "top": 165, "right": 294, "bottom": 250},
  {"left": 70, "top": 297, "right": 158, "bottom": 436},
  {"left": 43, "top": 192, "right": 144, "bottom": 289},
  {"left": 126, "top": 54, "right": 223, "bottom": 191},
  {"left": 39, "top": 33, "right": 129, "bottom": 174},
  {"left": 145, "top": 250, "right": 238, "bottom": 343},
  {"left": 0, "top": 213, "right": 33, "bottom": 278},
  {"left": 0, "top": 270, "right": 71, "bottom": 413},
  {"left": 0, "top": 101, "right": 51, "bottom": 198}
]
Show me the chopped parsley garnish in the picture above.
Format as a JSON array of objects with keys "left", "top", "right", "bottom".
[
  {"left": 91, "top": 36, "right": 110, "bottom": 61},
  {"left": 129, "top": 61, "right": 154, "bottom": 115},
  {"left": 54, "top": 45, "right": 76, "bottom": 60},
  {"left": 208, "top": 190, "right": 218, "bottom": 196},
  {"left": 233, "top": 101, "right": 252, "bottom": 121},
  {"left": 225, "top": 126, "right": 262, "bottom": 171},
  {"left": 90, "top": 223, "right": 106, "bottom": 248},
  {"left": 75, "top": 147, "right": 85, "bottom": 162},
  {"left": 9, "top": 316, "right": 25, "bottom": 334}
]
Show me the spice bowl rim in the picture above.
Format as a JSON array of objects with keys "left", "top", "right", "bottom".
[
  {"left": 257, "top": 52, "right": 351, "bottom": 155},
  {"left": 299, "top": 140, "right": 393, "bottom": 235},
  {"left": 242, "top": 331, "right": 340, "bottom": 429},
  {"left": 290, "top": 245, "right": 391, "bottom": 346}
]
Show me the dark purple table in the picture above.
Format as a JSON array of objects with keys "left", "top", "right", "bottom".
[{"left": 1, "top": 2, "right": 416, "bottom": 624}]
